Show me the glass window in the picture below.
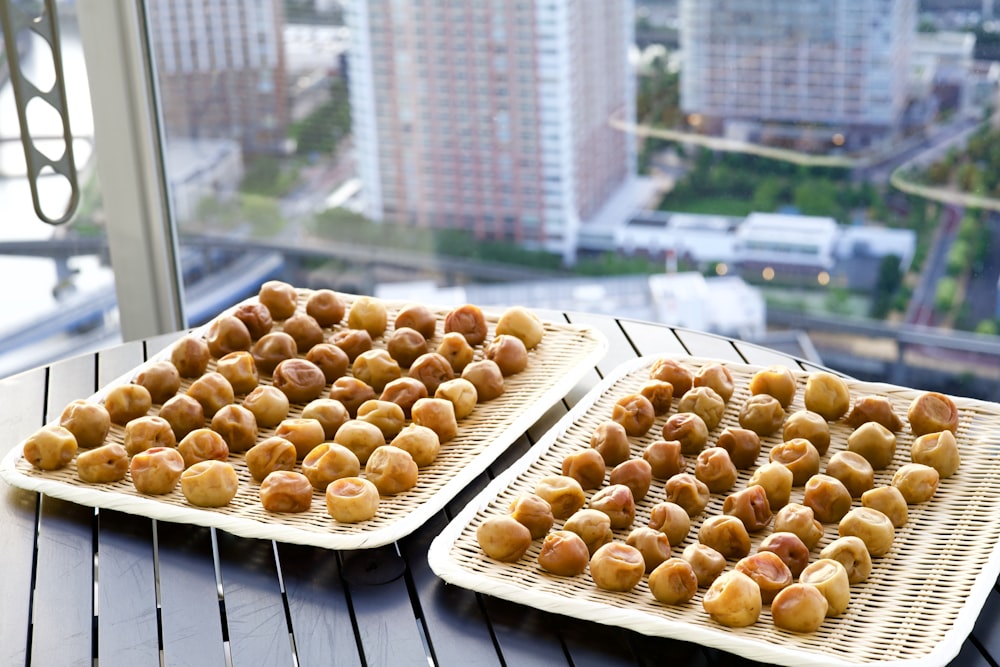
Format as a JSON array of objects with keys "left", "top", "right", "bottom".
[
  {"left": 0, "top": 3, "right": 119, "bottom": 377},
  {"left": 5, "top": 0, "right": 996, "bottom": 406}
]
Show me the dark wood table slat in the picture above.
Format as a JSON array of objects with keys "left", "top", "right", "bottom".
[
  {"left": 460, "top": 431, "right": 573, "bottom": 666},
  {"left": 145, "top": 331, "right": 185, "bottom": 359},
  {"left": 551, "top": 622, "right": 645, "bottom": 667},
  {"left": 542, "top": 311, "right": 602, "bottom": 409},
  {"left": 628, "top": 637, "right": 714, "bottom": 667},
  {"left": 155, "top": 521, "right": 229, "bottom": 665},
  {"left": 729, "top": 340, "right": 804, "bottom": 369},
  {"left": 795, "top": 359, "right": 832, "bottom": 374},
  {"left": 479, "top": 594, "right": 572, "bottom": 667},
  {"left": 90, "top": 342, "right": 160, "bottom": 665},
  {"left": 274, "top": 541, "right": 364, "bottom": 667},
  {"left": 96, "top": 510, "right": 161, "bottom": 666},
  {"left": 0, "top": 366, "right": 46, "bottom": 665},
  {"left": 216, "top": 532, "right": 296, "bottom": 666},
  {"left": 486, "top": 433, "right": 536, "bottom": 482},
  {"left": 949, "top": 639, "right": 993, "bottom": 667}
]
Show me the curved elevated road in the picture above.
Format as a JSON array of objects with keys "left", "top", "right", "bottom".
[{"left": 0, "top": 232, "right": 570, "bottom": 283}]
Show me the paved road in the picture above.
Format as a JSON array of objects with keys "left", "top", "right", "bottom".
[{"left": 862, "top": 117, "right": 980, "bottom": 184}]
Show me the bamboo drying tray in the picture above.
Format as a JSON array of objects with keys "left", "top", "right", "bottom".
[
  {"left": 428, "top": 354, "right": 1000, "bottom": 666},
  {"left": 0, "top": 290, "right": 607, "bottom": 550}
]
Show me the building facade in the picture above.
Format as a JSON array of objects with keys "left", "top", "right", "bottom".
[
  {"left": 345, "top": 0, "right": 638, "bottom": 259},
  {"left": 679, "top": 0, "right": 917, "bottom": 152},
  {"left": 147, "top": 0, "right": 290, "bottom": 156},
  {"left": 616, "top": 209, "right": 915, "bottom": 291}
]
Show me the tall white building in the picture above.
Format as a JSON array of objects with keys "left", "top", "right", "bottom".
[
  {"left": 345, "top": 1, "right": 638, "bottom": 259},
  {"left": 679, "top": 0, "right": 916, "bottom": 151}
]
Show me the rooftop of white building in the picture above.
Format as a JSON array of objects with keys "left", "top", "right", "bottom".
[
  {"left": 837, "top": 225, "right": 917, "bottom": 270},
  {"left": 740, "top": 212, "right": 839, "bottom": 236}
]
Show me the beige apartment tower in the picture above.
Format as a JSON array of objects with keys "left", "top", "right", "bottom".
[
  {"left": 680, "top": 0, "right": 916, "bottom": 152},
  {"left": 345, "top": 0, "right": 638, "bottom": 259}
]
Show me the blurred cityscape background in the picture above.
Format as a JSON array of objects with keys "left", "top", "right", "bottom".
[{"left": 2, "top": 0, "right": 1000, "bottom": 401}]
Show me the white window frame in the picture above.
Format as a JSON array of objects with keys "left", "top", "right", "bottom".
[{"left": 76, "top": 0, "right": 186, "bottom": 339}]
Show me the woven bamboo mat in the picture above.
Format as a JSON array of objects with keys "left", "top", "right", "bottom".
[
  {"left": 429, "top": 354, "right": 1000, "bottom": 666},
  {"left": 0, "top": 290, "right": 607, "bottom": 550}
]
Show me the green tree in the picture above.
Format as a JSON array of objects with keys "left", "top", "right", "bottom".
[
  {"left": 974, "top": 25, "right": 1000, "bottom": 59},
  {"left": 824, "top": 287, "right": 853, "bottom": 315},
  {"left": 976, "top": 319, "right": 999, "bottom": 336},
  {"left": 575, "top": 252, "right": 660, "bottom": 276},
  {"left": 240, "top": 156, "right": 299, "bottom": 198},
  {"left": 869, "top": 194, "right": 891, "bottom": 223},
  {"left": 194, "top": 195, "right": 240, "bottom": 232},
  {"left": 934, "top": 276, "right": 959, "bottom": 312},
  {"left": 691, "top": 148, "right": 715, "bottom": 185},
  {"left": 957, "top": 214, "right": 993, "bottom": 272},
  {"left": 987, "top": 142, "right": 1000, "bottom": 174},
  {"left": 636, "top": 61, "right": 680, "bottom": 128},
  {"left": 946, "top": 239, "right": 970, "bottom": 277}
]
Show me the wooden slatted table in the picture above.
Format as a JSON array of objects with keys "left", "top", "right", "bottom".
[{"left": 0, "top": 314, "right": 994, "bottom": 666}]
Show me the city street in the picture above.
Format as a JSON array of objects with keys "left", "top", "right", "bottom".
[
  {"left": 280, "top": 138, "right": 356, "bottom": 220},
  {"left": 905, "top": 204, "right": 962, "bottom": 326}
]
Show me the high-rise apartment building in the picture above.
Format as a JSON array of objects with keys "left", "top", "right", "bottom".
[
  {"left": 679, "top": 0, "right": 916, "bottom": 151},
  {"left": 345, "top": 1, "right": 637, "bottom": 259},
  {"left": 147, "top": 0, "right": 290, "bottom": 156}
]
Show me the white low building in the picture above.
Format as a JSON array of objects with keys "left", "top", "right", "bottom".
[
  {"left": 616, "top": 212, "right": 742, "bottom": 264},
  {"left": 284, "top": 24, "right": 350, "bottom": 74},
  {"left": 165, "top": 139, "right": 243, "bottom": 222},
  {"left": 648, "top": 272, "right": 766, "bottom": 339},
  {"left": 614, "top": 209, "right": 914, "bottom": 289},
  {"left": 736, "top": 213, "right": 839, "bottom": 271},
  {"left": 912, "top": 30, "right": 977, "bottom": 117}
]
